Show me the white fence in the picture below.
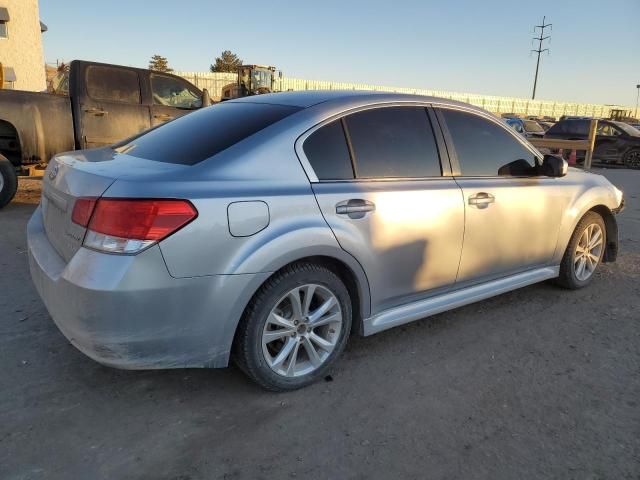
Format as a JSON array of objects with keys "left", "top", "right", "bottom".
[{"left": 176, "top": 71, "right": 631, "bottom": 119}]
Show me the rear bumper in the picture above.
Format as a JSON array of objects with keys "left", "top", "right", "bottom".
[{"left": 27, "top": 206, "right": 269, "bottom": 369}]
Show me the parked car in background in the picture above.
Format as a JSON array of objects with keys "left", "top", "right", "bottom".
[
  {"left": 504, "top": 117, "right": 546, "bottom": 138},
  {"left": 538, "top": 121, "right": 554, "bottom": 131},
  {"left": 0, "top": 60, "right": 211, "bottom": 208},
  {"left": 28, "top": 91, "right": 624, "bottom": 390},
  {"left": 544, "top": 118, "right": 640, "bottom": 168}
]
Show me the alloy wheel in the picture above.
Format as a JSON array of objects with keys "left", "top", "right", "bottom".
[
  {"left": 573, "top": 223, "right": 604, "bottom": 281},
  {"left": 262, "top": 284, "right": 342, "bottom": 377}
]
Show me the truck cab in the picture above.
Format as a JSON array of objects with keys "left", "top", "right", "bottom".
[{"left": 0, "top": 60, "right": 210, "bottom": 207}]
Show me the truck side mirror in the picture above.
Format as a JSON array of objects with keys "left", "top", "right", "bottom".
[{"left": 201, "top": 88, "right": 212, "bottom": 107}]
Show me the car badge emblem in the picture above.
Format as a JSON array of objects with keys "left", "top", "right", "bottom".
[{"left": 49, "top": 165, "right": 59, "bottom": 180}]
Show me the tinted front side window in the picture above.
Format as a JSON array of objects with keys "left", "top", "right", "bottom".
[
  {"left": 120, "top": 102, "right": 301, "bottom": 165},
  {"left": 346, "top": 107, "right": 441, "bottom": 178},
  {"left": 86, "top": 66, "right": 141, "bottom": 103},
  {"left": 304, "top": 120, "right": 354, "bottom": 180},
  {"left": 441, "top": 109, "right": 537, "bottom": 177}
]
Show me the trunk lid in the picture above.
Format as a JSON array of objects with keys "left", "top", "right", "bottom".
[{"left": 41, "top": 147, "right": 188, "bottom": 262}]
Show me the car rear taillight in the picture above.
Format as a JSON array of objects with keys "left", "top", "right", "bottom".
[
  {"left": 73, "top": 198, "right": 197, "bottom": 254},
  {"left": 71, "top": 197, "right": 98, "bottom": 227}
]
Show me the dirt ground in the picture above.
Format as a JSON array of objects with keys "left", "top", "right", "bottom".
[{"left": 1, "top": 169, "right": 639, "bottom": 480}]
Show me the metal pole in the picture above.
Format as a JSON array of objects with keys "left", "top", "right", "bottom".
[
  {"left": 531, "top": 16, "right": 551, "bottom": 100},
  {"left": 532, "top": 48, "right": 542, "bottom": 100},
  {"left": 635, "top": 84, "right": 640, "bottom": 119}
]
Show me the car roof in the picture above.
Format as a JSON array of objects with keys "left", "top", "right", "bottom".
[{"left": 227, "top": 89, "right": 481, "bottom": 111}]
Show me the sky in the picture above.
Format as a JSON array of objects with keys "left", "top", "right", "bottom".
[{"left": 39, "top": 0, "right": 640, "bottom": 107}]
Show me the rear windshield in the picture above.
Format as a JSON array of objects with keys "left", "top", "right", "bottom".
[
  {"left": 547, "top": 120, "right": 589, "bottom": 136},
  {"left": 118, "top": 102, "right": 301, "bottom": 165},
  {"left": 614, "top": 121, "right": 640, "bottom": 137}
]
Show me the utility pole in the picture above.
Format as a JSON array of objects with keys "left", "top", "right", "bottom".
[
  {"left": 635, "top": 84, "right": 640, "bottom": 119},
  {"left": 531, "top": 16, "right": 552, "bottom": 100}
]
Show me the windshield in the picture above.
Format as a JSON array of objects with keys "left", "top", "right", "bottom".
[
  {"left": 50, "top": 71, "right": 70, "bottom": 96},
  {"left": 251, "top": 69, "right": 273, "bottom": 93},
  {"left": 524, "top": 120, "right": 545, "bottom": 133},
  {"left": 613, "top": 121, "right": 640, "bottom": 137}
]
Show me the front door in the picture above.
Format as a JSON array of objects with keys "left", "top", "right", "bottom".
[
  {"left": 594, "top": 122, "right": 628, "bottom": 162},
  {"left": 80, "top": 65, "right": 151, "bottom": 148},
  {"left": 437, "top": 107, "right": 563, "bottom": 286},
  {"left": 302, "top": 106, "right": 465, "bottom": 314},
  {"left": 149, "top": 73, "right": 203, "bottom": 127}
]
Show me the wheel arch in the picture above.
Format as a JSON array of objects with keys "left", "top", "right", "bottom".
[
  {"left": 247, "top": 252, "right": 370, "bottom": 333},
  {"left": 0, "top": 119, "right": 22, "bottom": 166},
  {"left": 589, "top": 204, "right": 618, "bottom": 262},
  {"left": 220, "top": 252, "right": 371, "bottom": 368}
]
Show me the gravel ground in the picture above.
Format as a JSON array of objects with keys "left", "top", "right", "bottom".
[{"left": 1, "top": 169, "right": 638, "bottom": 480}]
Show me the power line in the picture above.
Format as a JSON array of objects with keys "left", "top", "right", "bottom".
[{"left": 531, "top": 16, "right": 552, "bottom": 100}]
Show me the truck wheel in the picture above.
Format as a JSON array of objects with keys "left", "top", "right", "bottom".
[{"left": 0, "top": 156, "right": 18, "bottom": 209}]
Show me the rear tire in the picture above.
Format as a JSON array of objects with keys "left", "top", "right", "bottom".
[
  {"left": 233, "top": 262, "right": 352, "bottom": 391},
  {"left": 623, "top": 148, "right": 640, "bottom": 169},
  {"left": 556, "top": 211, "right": 606, "bottom": 289},
  {"left": 0, "top": 156, "right": 18, "bottom": 209}
]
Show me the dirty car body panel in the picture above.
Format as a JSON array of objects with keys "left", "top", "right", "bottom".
[{"left": 27, "top": 91, "right": 624, "bottom": 371}]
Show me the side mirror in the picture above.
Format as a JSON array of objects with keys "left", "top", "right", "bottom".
[
  {"left": 541, "top": 154, "right": 568, "bottom": 177},
  {"left": 201, "top": 88, "right": 212, "bottom": 107}
]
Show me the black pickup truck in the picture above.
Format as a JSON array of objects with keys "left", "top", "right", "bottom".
[{"left": 0, "top": 60, "right": 210, "bottom": 207}]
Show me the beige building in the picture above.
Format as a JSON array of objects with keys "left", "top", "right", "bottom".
[{"left": 0, "top": 0, "right": 46, "bottom": 91}]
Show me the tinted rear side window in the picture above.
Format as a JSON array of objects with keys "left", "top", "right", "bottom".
[
  {"left": 86, "top": 66, "right": 140, "bottom": 103},
  {"left": 345, "top": 107, "right": 441, "bottom": 178},
  {"left": 441, "top": 108, "right": 537, "bottom": 177},
  {"left": 121, "top": 102, "right": 301, "bottom": 165},
  {"left": 303, "top": 120, "right": 354, "bottom": 180}
]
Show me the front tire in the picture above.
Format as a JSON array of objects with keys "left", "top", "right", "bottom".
[
  {"left": 556, "top": 211, "right": 606, "bottom": 289},
  {"left": 0, "top": 156, "right": 18, "bottom": 209},
  {"left": 233, "top": 263, "right": 352, "bottom": 391}
]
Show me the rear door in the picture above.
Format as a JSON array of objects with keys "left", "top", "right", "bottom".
[
  {"left": 148, "top": 73, "right": 203, "bottom": 127},
  {"left": 303, "top": 105, "right": 465, "bottom": 314},
  {"left": 436, "top": 107, "right": 563, "bottom": 286},
  {"left": 79, "top": 65, "right": 151, "bottom": 148}
]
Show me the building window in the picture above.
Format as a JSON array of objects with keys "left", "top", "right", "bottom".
[
  {"left": 0, "top": 20, "right": 7, "bottom": 38},
  {"left": 2, "top": 66, "right": 17, "bottom": 89}
]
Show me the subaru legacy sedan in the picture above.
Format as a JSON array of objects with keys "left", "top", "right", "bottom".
[{"left": 28, "top": 91, "right": 624, "bottom": 391}]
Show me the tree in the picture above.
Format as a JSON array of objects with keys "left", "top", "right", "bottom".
[
  {"left": 148, "top": 54, "right": 173, "bottom": 73},
  {"left": 210, "top": 50, "right": 243, "bottom": 73}
]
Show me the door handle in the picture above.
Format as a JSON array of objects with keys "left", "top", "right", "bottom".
[
  {"left": 468, "top": 192, "right": 495, "bottom": 209},
  {"left": 336, "top": 199, "right": 375, "bottom": 219},
  {"left": 84, "top": 107, "right": 108, "bottom": 116},
  {"left": 154, "top": 113, "right": 174, "bottom": 121}
]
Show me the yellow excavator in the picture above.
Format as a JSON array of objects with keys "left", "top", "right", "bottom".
[{"left": 220, "top": 65, "right": 281, "bottom": 100}]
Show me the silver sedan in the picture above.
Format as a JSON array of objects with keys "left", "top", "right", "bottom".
[{"left": 28, "top": 91, "right": 624, "bottom": 390}]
